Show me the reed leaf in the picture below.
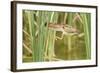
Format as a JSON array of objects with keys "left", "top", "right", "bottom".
[{"left": 80, "top": 13, "right": 91, "bottom": 59}]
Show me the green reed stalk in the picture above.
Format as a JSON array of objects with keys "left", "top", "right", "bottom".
[
  {"left": 67, "top": 13, "right": 73, "bottom": 59},
  {"left": 47, "top": 12, "right": 57, "bottom": 61},
  {"left": 80, "top": 14, "right": 91, "bottom": 59},
  {"left": 35, "top": 11, "right": 47, "bottom": 61},
  {"left": 27, "top": 11, "right": 36, "bottom": 61}
]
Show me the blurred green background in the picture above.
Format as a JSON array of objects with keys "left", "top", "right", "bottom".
[{"left": 22, "top": 10, "right": 91, "bottom": 62}]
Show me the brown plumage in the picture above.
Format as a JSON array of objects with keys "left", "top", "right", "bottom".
[{"left": 47, "top": 23, "right": 78, "bottom": 34}]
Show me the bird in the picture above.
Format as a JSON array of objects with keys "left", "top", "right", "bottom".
[{"left": 46, "top": 23, "right": 79, "bottom": 40}]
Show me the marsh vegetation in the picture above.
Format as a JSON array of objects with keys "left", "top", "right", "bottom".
[{"left": 22, "top": 10, "right": 91, "bottom": 62}]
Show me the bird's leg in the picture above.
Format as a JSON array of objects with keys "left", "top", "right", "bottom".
[{"left": 56, "top": 33, "right": 64, "bottom": 40}]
